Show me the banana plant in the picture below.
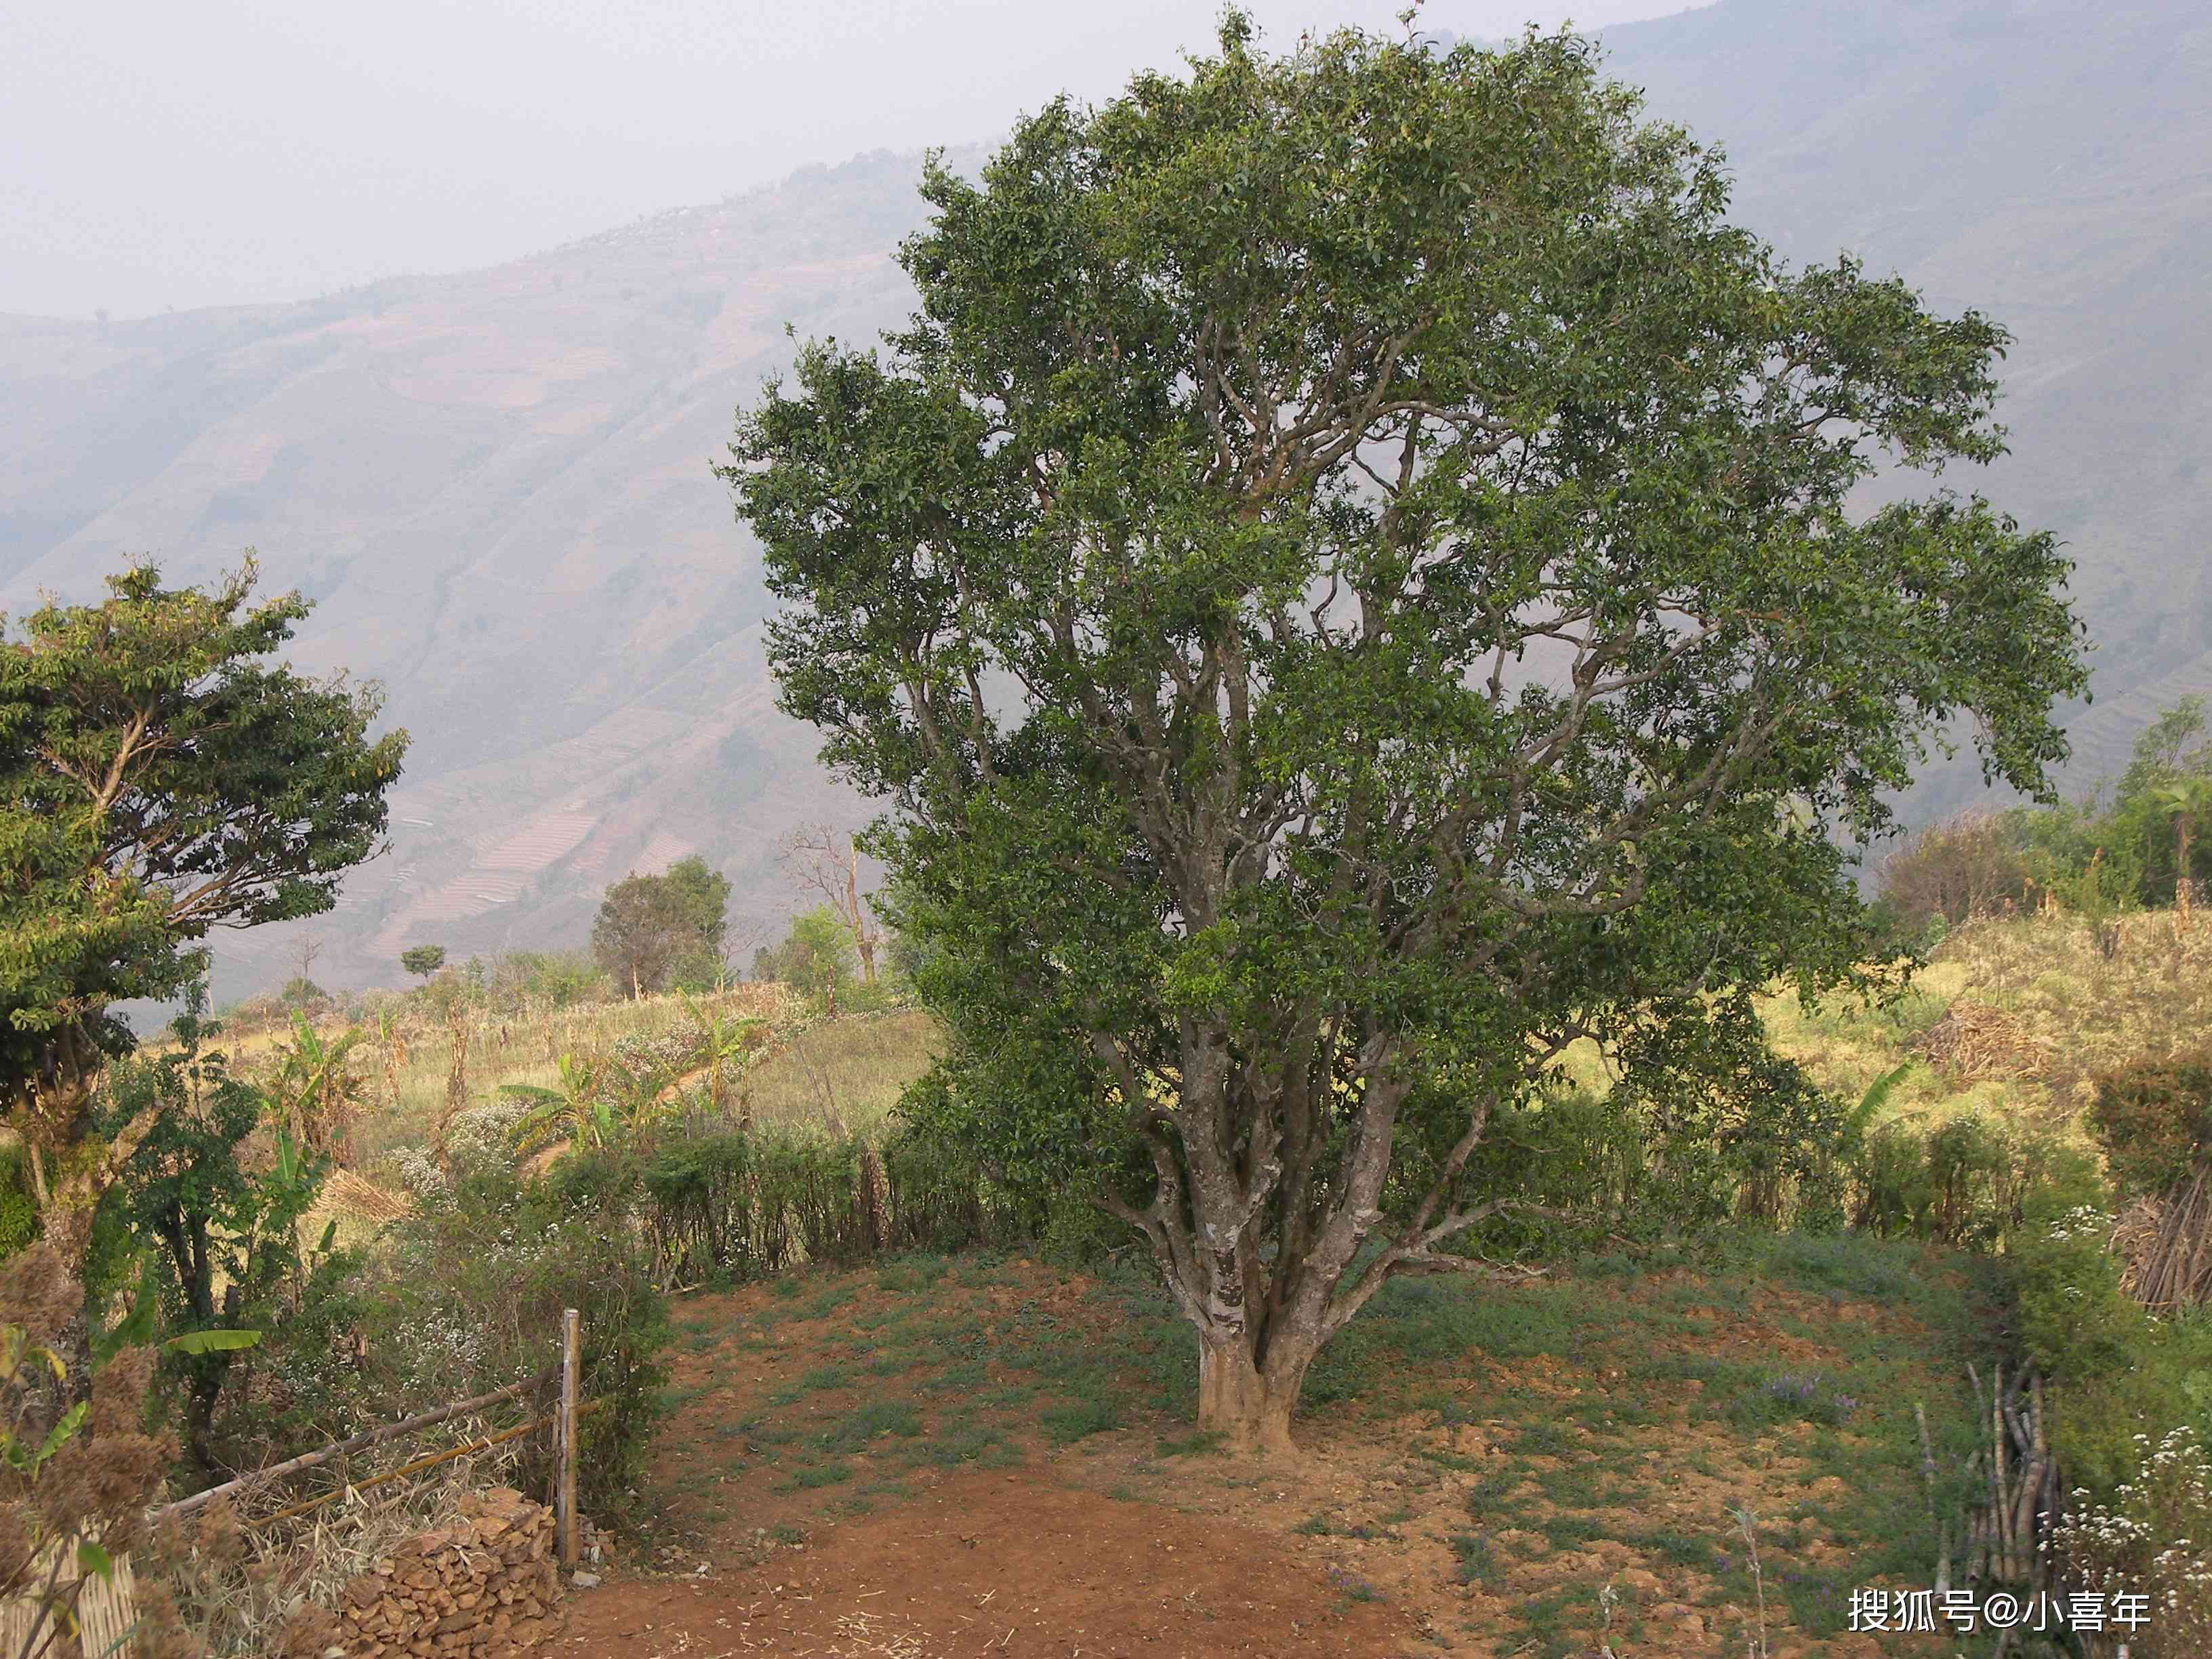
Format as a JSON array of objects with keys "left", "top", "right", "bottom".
[
  {"left": 501, "top": 1054, "right": 621, "bottom": 1158},
  {"left": 1847, "top": 1061, "right": 1916, "bottom": 1139},
  {"left": 268, "top": 1009, "right": 366, "bottom": 1162},
  {"left": 678, "top": 991, "right": 769, "bottom": 1117},
  {"left": 2152, "top": 775, "right": 2212, "bottom": 928}
]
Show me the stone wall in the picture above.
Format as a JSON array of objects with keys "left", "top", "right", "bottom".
[{"left": 337, "top": 1487, "right": 565, "bottom": 1658}]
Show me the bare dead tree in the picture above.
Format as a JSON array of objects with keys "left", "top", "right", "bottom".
[
  {"left": 781, "top": 824, "right": 881, "bottom": 983},
  {"left": 289, "top": 933, "right": 325, "bottom": 990}
]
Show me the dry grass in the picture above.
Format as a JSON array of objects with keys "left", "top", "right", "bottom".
[
  {"left": 1761, "top": 907, "right": 2212, "bottom": 1137},
  {"left": 743, "top": 1008, "right": 942, "bottom": 1136},
  {"left": 218, "top": 984, "right": 943, "bottom": 1192},
  {"left": 244, "top": 906, "right": 2212, "bottom": 1198},
  {"left": 1538, "top": 906, "right": 2212, "bottom": 1153}
]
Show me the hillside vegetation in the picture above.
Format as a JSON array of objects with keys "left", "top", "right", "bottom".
[{"left": 1763, "top": 909, "right": 2212, "bottom": 1135}]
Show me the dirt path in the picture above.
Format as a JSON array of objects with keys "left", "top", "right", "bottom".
[
  {"left": 550, "top": 1247, "right": 1978, "bottom": 1658},
  {"left": 562, "top": 1466, "right": 1412, "bottom": 1657}
]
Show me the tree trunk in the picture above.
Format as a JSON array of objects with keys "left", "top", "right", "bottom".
[
  {"left": 1195, "top": 1332, "right": 1309, "bottom": 1456},
  {"left": 844, "top": 846, "right": 879, "bottom": 985},
  {"left": 2177, "top": 813, "right": 2193, "bottom": 933},
  {"left": 35, "top": 1148, "right": 110, "bottom": 1279},
  {"left": 16, "top": 1069, "right": 127, "bottom": 1279}
]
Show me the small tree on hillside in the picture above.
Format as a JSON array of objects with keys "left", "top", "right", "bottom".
[
  {"left": 2154, "top": 776, "right": 2212, "bottom": 931},
  {"left": 592, "top": 856, "right": 731, "bottom": 997},
  {"left": 1875, "top": 811, "right": 2029, "bottom": 932},
  {"left": 401, "top": 944, "right": 449, "bottom": 980},
  {"left": 754, "top": 907, "right": 859, "bottom": 1009},
  {"left": 279, "top": 975, "right": 329, "bottom": 1008},
  {"left": 727, "top": 20, "right": 2087, "bottom": 1449},
  {"left": 2113, "top": 696, "right": 2212, "bottom": 915},
  {"left": 1, "top": 558, "right": 405, "bottom": 1266},
  {"left": 783, "top": 824, "right": 883, "bottom": 983}
]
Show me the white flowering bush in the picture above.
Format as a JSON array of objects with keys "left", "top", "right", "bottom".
[
  {"left": 2043, "top": 1204, "right": 2114, "bottom": 1244},
  {"left": 391, "top": 1145, "right": 447, "bottom": 1198},
  {"left": 363, "top": 1165, "right": 671, "bottom": 1515},
  {"left": 443, "top": 1096, "right": 533, "bottom": 1174},
  {"left": 2052, "top": 1425, "right": 2212, "bottom": 1656}
]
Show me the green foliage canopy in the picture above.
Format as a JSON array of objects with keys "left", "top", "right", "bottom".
[
  {"left": 725, "top": 20, "right": 2087, "bottom": 1442},
  {"left": 400, "top": 944, "right": 448, "bottom": 980},
  {"left": 0, "top": 558, "right": 404, "bottom": 1249},
  {"left": 591, "top": 856, "right": 731, "bottom": 997},
  {"left": 753, "top": 905, "right": 859, "bottom": 1002}
]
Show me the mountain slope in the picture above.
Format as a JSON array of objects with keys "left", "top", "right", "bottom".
[
  {"left": 1, "top": 152, "right": 952, "bottom": 994},
  {"left": 5, "top": 0, "right": 2209, "bottom": 994},
  {"left": 1604, "top": 0, "right": 2212, "bottom": 806}
]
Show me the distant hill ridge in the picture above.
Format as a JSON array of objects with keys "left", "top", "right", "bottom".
[{"left": 3, "top": 0, "right": 2206, "bottom": 995}]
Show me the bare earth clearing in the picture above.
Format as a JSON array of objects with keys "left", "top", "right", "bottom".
[{"left": 555, "top": 1249, "right": 1980, "bottom": 1658}]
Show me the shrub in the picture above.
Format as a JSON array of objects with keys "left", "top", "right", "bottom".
[
  {"left": 2051, "top": 1425, "right": 2212, "bottom": 1655},
  {"left": 1038, "top": 1192, "right": 1142, "bottom": 1269},
  {"left": 1441, "top": 1065, "right": 1863, "bottom": 1258},
  {"left": 754, "top": 1136, "right": 872, "bottom": 1265},
  {"left": 2012, "top": 1200, "right": 2142, "bottom": 1387},
  {"left": 2006, "top": 1164, "right": 2212, "bottom": 1499},
  {"left": 1853, "top": 1124, "right": 1939, "bottom": 1238},
  {"left": 1848, "top": 1114, "right": 2070, "bottom": 1246},
  {"left": 2086, "top": 1050, "right": 2212, "bottom": 1202},
  {"left": 752, "top": 907, "right": 858, "bottom": 1004},
  {"left": 1876, "top": 810, "right": 2030, "bottom": 930},
  {"left": 879, "top": 1120, "right": 1009, "bottom": 1252},
  {"left": 92, "top": 1002, "right": 332, "bottom": 1475},
  {"left": 639, "top": 1130, "right": 752, "bottom": 1282},
  {"left": 630, "top": 1114, "right": 1025, "bottom": 1282},
  {"left": 250, "top": 1166, "right": 670, "bottom": 1521}
]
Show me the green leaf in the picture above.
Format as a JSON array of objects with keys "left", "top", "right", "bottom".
[
  {"left": 76, "top": 1539, "right": 113, "bottom": 1580},
  {"left": 163, "top": 1328, "right": 263, "bottom": 1355},
  {"left": 35, "top": 1401, "right": 87, "bottom": 1468}
]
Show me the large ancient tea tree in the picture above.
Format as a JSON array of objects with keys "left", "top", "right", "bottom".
[
  {"left": 0, "top": 558, "right": 405, "bottom": 1264},
  {"left": 725, "top": 18, "right": 2087, "bottom": 1450}
]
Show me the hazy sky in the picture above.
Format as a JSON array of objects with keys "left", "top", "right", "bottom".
[{"left": 4, "top": 1, "right": 1700, "bottom": 320}]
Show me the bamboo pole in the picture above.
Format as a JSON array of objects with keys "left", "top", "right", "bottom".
[
  {"left": 249, "top": 1399, "right": 606, "bottom": 1530},
  {"left": 152, "top": 1368, "right": 556, "bottom": 1525},
  {"left": 1990, "top": 1361, "right": 2014, "bottom": 1581},
  {"left": 556, "top": 1309, "right": 580, "bottom": 1570},
  {"left": 253, "top": 1412, "right": 548, "bottom": 1528},
  {"left": 1914, "top": 1401, "right": 1951, "bottom": 1594}
]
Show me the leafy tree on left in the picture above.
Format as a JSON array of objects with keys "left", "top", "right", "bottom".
[{"left": 0, "top": 557, "right": 407, "bottom": 1265}]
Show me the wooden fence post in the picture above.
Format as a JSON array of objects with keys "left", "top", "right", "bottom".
[{"left": 556, "top": 1308, "right": 580, "bottom": 1570}]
